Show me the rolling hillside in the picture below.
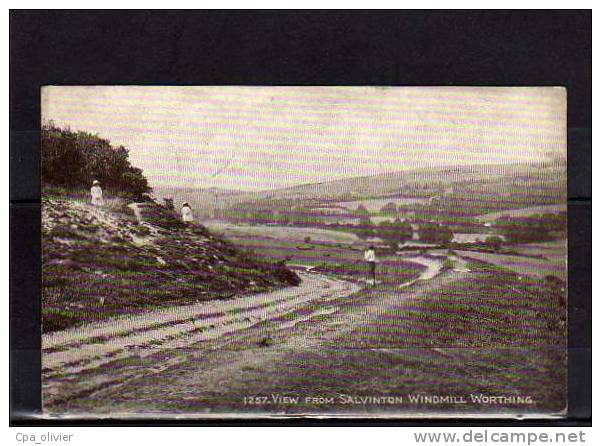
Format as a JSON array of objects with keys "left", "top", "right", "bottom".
[
  {"left": 159, "top": 162, "right": 565, "bottom": 221},
  {"left": 42, "top": 194, "right": 300, "bottom": 332}
]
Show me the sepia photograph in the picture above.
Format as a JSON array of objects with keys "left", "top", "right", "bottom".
[{"left": 40, "top": 86, "right": 567, "bottom": 418}]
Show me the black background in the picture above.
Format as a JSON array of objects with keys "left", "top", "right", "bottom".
[{"left": 9, "top": 10, "right": 591, "bottom": 426}]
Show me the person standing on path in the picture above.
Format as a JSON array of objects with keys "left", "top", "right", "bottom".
[
  {"left": 90, "top": 180, "right": 104, "bottom": 206},
  {"left": 181, "top": 202, "right": 194, "bottom": 226},
  {"left": 364, "top": 245, "right": 377, "bottom": 285}
]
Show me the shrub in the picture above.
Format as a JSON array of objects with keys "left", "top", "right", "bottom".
[
  {"left": 485, "top": 236, "right": 504, "bottom": 250},
  {"left": 41, "top": 122, "right": 152, "bottom": 199},
  {"left": 495, "top": 214, "right": 564, "bottom": 243},
  {"left": 419, "top": 222, "right": 453, "bottom": 244},
  {"left": 377, "top": 218, "right": 413, "bottom": 247},
  {"left": 355, "top": 217, "right": 375, "bottom": 239},
  {"left": 163, "top": 198, "right": 175, "bottom": 210}
]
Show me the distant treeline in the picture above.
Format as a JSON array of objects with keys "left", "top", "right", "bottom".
[
  {"left": 41, "top": 122, "right": 152, "bottom": 199},
  {"left": 495, "top": 213, "right": 567, "bottom": 243}
]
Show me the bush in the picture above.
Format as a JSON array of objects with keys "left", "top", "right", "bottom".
[
  {"left": 442, "top": 258, "right": 456, "bottom": 270},
  {"left": 377, "top": 218, "right": 413, "bottom": 247},
  {"left": 485, "top": 236, "right": 504, "bottom": 250},
  {"left": 41, "top": 122, "right": 152, "bottom": 199},
  {"left": 419, "top": 222, "right": 453, "bottom": 244},
  {"left": 163, "top": 198, "right": 175, "bottom": 210},
  {"left": 495, "top": 214, "right": 565, "bottom": 243},
  {"left": 355, "top": 217, "right": 375, "bottom": 239}
]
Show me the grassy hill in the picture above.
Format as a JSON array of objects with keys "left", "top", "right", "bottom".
[
  {"left": 203, "top": 163, "right": 567, "bottom": 225},
  {"left": 42, "top": 192, "right": 300, "bottom": 332},
  {"left": 162, "top": 162, "right": 565, "bottom": 222},
  {"left": 41, "top": 123, "right": 300, "bottom": 332}
]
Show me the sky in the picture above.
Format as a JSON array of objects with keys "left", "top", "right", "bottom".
[{"left": 41, "top": 86, "right": 566, "bottom": 192}]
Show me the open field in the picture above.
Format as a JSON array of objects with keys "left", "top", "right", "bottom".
[
  {"left": 454, "top": 242, "right": 567, "bottom": 280},
  {"left": 205, "top": 221, "right": 423, "bottom": 285},
  {"left": 477, "top": 204, "right": 567, "bottom": 223},
  {"left": 205, "top": 221, "right": 360, "bottom": 245},
  {"left": 512, "top": 240, "right": 567, "bottom": 260}
]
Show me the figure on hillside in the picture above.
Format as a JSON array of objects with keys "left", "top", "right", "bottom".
[
  {"left": 364, "top": 245, "right": 377, "bottom": 285},
  {"left": 90, "top": 180, "right": 104, "bottom": 206},
  {"left": 181, "top": 202, "right": 194, "bottom": 225}
]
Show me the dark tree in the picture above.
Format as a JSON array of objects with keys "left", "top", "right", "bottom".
[
  {"left": 41, "top": 122, "right": 152, "bottom": 199},
  {"left": 495, "top": 214, "right": 564, "bottom": 243},
  {"left": 377, "top": 218, "right": 413, "bottom": 247},
  {"left": 163, "top": 198, "right": 175, "bottom": 210},
  {"left": 419, "top": 222, "right": 454, "bottom": 244},
  {"left": 356, "top": 217, "right": 375, "bottom": 239}
]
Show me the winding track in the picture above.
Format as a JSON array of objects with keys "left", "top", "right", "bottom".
[
  {"left": 42, "top": 256, "right": 466, "bottom": 414},
  {"left": 42, "top": 254, "right": 564, "bottom": 418},
  {"left": 42, "top": 272, "right": 360, "bottom": 406}
]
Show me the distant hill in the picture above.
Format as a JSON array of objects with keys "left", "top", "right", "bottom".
[
  {"left": 149, "top": 162, "right": 565, "bottom": 220},
  {"left": 152, "top": 185, "right": 246, "bottom": 217},
  {"left": 217, "top": 162, "right": 566, "bottom": 217}
]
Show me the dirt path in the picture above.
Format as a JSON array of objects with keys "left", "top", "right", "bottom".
[
  {"left": 396, "top": 255, "right": 444, "bottom": 287},
  {"left": 42, "top": 254, "right": 440, "bottom": 409},
  {"left": 43, "top": 255, "right": 442, "bottom": 378},
  {"left": 396, "top": 253, "right": 468, "bottom": 288},
  {"left": 42, "top": 272, "right": 360, "bottom": 406},
  {"left": 43, "top": 266, "right": 459, "bottom": 414},
  {"left": 43, "top": 254, "right": 564, "bottom": 418}
]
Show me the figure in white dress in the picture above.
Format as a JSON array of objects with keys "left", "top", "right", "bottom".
[
  {"left": 90, "top": 180, "right": 104, "bottom": 206},
  {"left": 181, "top": 202, "right": 194, "bottom": 225},
  {"left": 364, "top": 245, "right": 377, "bottom": 285}
]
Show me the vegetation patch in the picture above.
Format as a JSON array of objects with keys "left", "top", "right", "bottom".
[{"left": 42, "top": 197, "right": 300, "bottom": 333}]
